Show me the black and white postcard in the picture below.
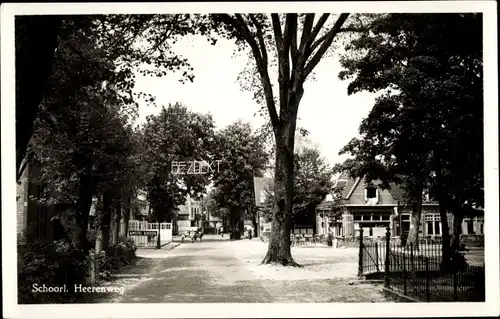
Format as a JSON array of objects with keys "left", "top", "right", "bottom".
[{"left": 1, "top": 1, "right": 498, "bottom": 318}]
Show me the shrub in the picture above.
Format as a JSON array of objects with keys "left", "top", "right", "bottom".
[
  {"left": 99, "top": 236, "right": 137, "bottom": 277},
  {"left": 17, "top": 236, "right": 88, "bottom": 304}
]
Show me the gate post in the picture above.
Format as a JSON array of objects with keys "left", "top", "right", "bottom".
[
  {"left": 156, "top": 221, "right": 161, "bottom": 249},
  {"left": 358, "top": 226, "right": 364, "bottom": 277},
  {"left": 384, "top": 227, "right": 391, "bottom": 288},
  {"left": 410, "top": 242, "right": 414, "bottom": 271},
  {"left": 425, "top": 257, "right": 430, "bottom": 301},
  {"left": 453, "top": 272, "right": 458, "bottom": 301},
  {"left": 403, "top": 250, "right": 407, "bottom": 295}
]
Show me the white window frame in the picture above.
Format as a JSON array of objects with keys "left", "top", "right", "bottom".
[{"left": 424, "top": 213, "right": 441, "bottom": 235}]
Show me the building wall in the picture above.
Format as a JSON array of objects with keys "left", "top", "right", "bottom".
[
  {"left": 315, "top": 210, "right": 342, "bottom": 236},
  {"left": 176, "top": 196, "right": 203, "bottom": 231},
  {"left": 177, "top": 220, "right": 192, "bottom": 234}
]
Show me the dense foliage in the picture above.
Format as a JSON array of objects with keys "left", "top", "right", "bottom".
[
  {"left": 335, "top": 13, "right": 483, "bottom": 263},
  {"left": 210, "top": 121, "right": 270, "bottom": 237},
  {"left": 140, "top": 103, "right": 216, "bottom": 222}
]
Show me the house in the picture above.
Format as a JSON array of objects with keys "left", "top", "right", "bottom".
[
  {"left": 317, "top": 172, "right": 485, "bottom": 240},
  {"left": 176, "top": 195, "right": 202, "bottom": 234},
  {"left": 205, "top": 206, "right": 223, "bottom": 230}
]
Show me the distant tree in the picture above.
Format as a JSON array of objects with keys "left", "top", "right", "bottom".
[
  {"left": 292, "top": 148, "right": 334, "bottom": 228},
  {"left": 141, "top": 103, "right": 216, "bottom": 223},
  {"left": 211, "top": 121, "right": 269, "bottom": 239}
]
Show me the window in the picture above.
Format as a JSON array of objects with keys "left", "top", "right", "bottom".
[
  {"left": 366, "top": 187, "right": 377, "bottom": 198},
  {"left": 434, "top": 221, "right": 441, "bottom": 235},
  {"left": 402, "top": 222, "right": 410, "bottom": 233},
  {"left": 354, "top": 215, "right": 362, "bottom": 221},
  {"left": 467, "top": 220, "right": 475, "bottom": 234},
  {"left": 260, "top": 190, "right": 266, "bottom": 204},
  {"left": 424, "top": 214, "right": 441, "bottom": 235},
  {"left": 480, "top": 224, "right": 484, "bottom": 235},
  {"left": 427, "top": 221, "right": 433, "bottom": 235}
]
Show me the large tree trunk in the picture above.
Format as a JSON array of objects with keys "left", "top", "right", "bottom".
[
  {"left": 101, "top": 192, "right": 113, "bottom": 251},
  {"left": 406, "top": 200, "right": 423, "bottom": 249},
  {"left": 406, "top": 183, "right": 424, "bottom": 250},
  {"left": 72, "top": 169, "right": 93, "bottom": 251},
  {"left": 111, "top": 199, "right": 121, "bottom": 246},
  {"left": 250, "top": 207, "right": 258, "bottom": 237},
  {"left": 15, "top": 16, "right": 61, "bottom": 178},
  {"left": 437, "top": 192, "right": 452, "bottom": 269},
  {"left": 230, "top": 207, "right": 241, "bottom": 240},
  {"left": 123, "top": 195, "right": 132, "bottom": 236},
  {"left": 261, "top": 121, "right": 300, "bottom": 266},
  {"left": 450, "top": 208, "right": 464, "bottom": 250},
  {"left": 434, "top": 156, "right": 452, "bottom": 268}
]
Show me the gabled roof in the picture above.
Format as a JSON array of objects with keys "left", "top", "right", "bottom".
[
  {"left": 388, "top": 182, "right": 405, "bottom": 201},
  {"left": 341, "top": 176, "right": 359, "bottom": 200},
  {"left": 333, "top": 179, "right": 347, "bottom": 191},
  {"left": 333, "top": 173, "right": 440, "bottom": 205}
]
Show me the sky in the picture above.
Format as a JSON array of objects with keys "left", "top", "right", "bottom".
[{"left": 132, "top": 34, "right": 378, "bottom": 167}]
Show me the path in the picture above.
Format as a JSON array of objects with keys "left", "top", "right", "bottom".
[{"left": 97, "top": 235, "right": 395, "bottom": 303}]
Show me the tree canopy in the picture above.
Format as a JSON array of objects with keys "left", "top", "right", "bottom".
[
  {"left": 140, "top": 103, "right": 217, "bottom": 222},
  {"left": 210, "top": 121, "right": 269, "bottom": 234}
]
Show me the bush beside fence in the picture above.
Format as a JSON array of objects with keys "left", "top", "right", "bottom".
[
  {"left": 17, "top": 236, "right": 89, "bottom": 303},
  {"left": 18, "top": 233, "right": 137, "bottom": 303}
]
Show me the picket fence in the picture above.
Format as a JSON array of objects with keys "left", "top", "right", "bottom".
[{"left": 127, "top": 220, "right": 172, "bottom": 248}]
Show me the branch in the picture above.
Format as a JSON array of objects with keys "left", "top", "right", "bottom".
[
  {"left": 303, "top": 13, "right": 349, "bottom": 79},
  {"left": 143, "top": 16, "right": 189, "bottom": 56},
  {"left": 298, "top": 14, "right": 315, "bottom": 55},
  {"left": 271, "top": 14, "right": 283, "bottom": 52},
  {"left": 339, "top": 26, "right": 369, "bottom": 33},
  {"left": 309, "top": 33, "right": 328, "bottom": 55},
  {"left": 282, "top": 14, "right": 295, "bottom": 60},
  {"left": 290, "top": 16, "right": 298, "bottom": 62},
  {"left": 271, "top": 13, "right": 291, "bottom": 122},
  {"left": 17, "top": 151, "right": 34, "bottom": 182},
  {"left": 275, "top": 14, "right": 293, "bottom": 119},
  {"left": 221, "top": 14, "right": 279, "bottom": 128},
  {"left": 248, "top": 14, "right": 268, "bottom": 65},
  {"left": 309, "top": 14, "right": 330, "bottom": 45}
]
